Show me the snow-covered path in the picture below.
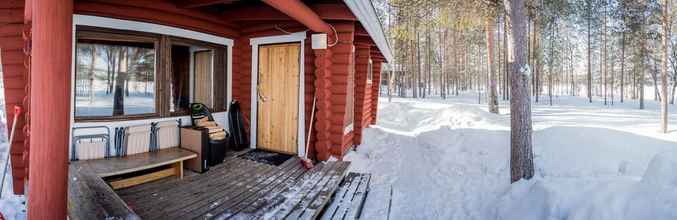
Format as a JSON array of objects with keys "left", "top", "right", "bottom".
[{"left": 347, "top": 93, "right": 677, "bottom": 220}]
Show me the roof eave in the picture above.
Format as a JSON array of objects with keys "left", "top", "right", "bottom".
[{"left": 343, "top": 0, "right": 392, "bottom": 63}]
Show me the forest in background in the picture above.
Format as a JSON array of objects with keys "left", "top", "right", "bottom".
[{"left": 374, "top": 0, "right": 677, "bottom": 109}]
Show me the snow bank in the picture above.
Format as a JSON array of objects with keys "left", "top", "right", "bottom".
[
  {"left": 346, "top": 95, "right": 677, "bottom": 220},
  {"left": 493, "top": 152, "right": 677, "bottom": 220}
]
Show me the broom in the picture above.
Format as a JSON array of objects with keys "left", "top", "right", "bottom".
[{"left": 300, "top": 94, "right": 316, "bottom": 169}]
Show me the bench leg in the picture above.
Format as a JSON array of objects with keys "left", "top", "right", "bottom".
[{"left": 173, "top": 161, "right": 184, "bottom": 179}]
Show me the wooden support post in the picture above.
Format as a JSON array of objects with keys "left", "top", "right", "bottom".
[
  {"left": 27, "top": 0, "right": 73, "bottom": 219},
  {"left": 174, "top": 160, "right": 184, "bottom": 179}
]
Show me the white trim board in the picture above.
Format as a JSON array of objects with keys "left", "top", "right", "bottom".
[
  {"left": 249, "top": 31, "right": 307, "bottom": 157},
  {"left": 73, "top": 15, "right": 234, "bottom": 46}
]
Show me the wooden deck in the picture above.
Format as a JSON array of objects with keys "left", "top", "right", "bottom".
[{"left": 116, "top": 151, "right": 351, "bottom": 220}]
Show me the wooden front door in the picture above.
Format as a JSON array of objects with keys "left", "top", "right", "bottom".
[{"left": 256, "top": 43, "right": 300, "bottom": 154}]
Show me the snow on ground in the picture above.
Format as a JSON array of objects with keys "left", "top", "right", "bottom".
[
  {"left": 0, "top": 143, "right": 26, "bottom": 220},
  {"left": 346, "top": 93, "right": 677, "bottom": 220}
]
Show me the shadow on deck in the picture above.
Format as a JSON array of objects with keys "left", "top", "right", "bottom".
[{"left": 115, "top": 150, "right": 351, "bottom": 220}]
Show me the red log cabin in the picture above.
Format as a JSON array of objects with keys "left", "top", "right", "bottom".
[{"left": 0, "top": 0, "right": 391, "bottom": 219}]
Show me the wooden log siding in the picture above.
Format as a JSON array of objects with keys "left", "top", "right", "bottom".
[
  {"left": 0, "top": 0, "right": 29, "bottom": 194},
  {"left": 74, "top": 0, "right": 239, "bottom": 38},
  {"left": 328, "top": 21, "right": 356, "bottom": 159},
  {"left": 370, "top": 57, "right": 384, "bottom": 125},
  {"left": 353, "top": 45, "right": 371, "bottom": 145},
  {"left": 313, "top": 48, "right": 333, "bottom": 160}
]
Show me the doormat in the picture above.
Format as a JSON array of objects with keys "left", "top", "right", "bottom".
[{"left": 238, "top": 149, "right": 293, "bottom": 166}]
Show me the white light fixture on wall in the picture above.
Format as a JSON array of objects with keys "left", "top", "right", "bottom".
[{"left": 311, "top": 33, "right": 327, "bottom": 49}]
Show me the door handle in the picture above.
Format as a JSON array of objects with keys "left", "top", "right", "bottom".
[{"left": 257, "top": 86, "right": 268, "bottom": 102}]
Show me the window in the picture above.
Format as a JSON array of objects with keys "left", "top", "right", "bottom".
[
  {"left": 367, "top": 59, "right": 373, "bottom": 84},
  {"left": 75, "top": 36, "right": 157, "bottom": 117},
  {"left": 74, "top": 27, "right": 228, "bottom": 121},
  {"left": 169, "top": 39, "right": 226, "bottom": 115}
]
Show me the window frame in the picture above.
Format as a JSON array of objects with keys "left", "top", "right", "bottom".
[
  {"left": 74, "top": 27, "right": 161, "bottom": 122},
  {"left": 167, "top": 37, "right": 227, "bottom": 117},
  {"left": 73, "top": 26, "right": 229, "bottom": 122}
]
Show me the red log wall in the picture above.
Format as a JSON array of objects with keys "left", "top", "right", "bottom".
[
  {"left": 0, "top": 0, "right": 29, "bottom": 194},
  {"left": 353, "top": 45, "right": 371, "bottom": 145}
]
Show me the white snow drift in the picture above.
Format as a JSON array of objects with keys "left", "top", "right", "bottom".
[{"left": 347, "top": 94, "right": 677, "bottom": 220}]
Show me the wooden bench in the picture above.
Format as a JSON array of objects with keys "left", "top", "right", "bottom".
[
  {"left": 320, "top": 172, "right": 371, "bottom": 220},
  {"left": 68, "top": 147, "right": 197, "bottom": 219}
]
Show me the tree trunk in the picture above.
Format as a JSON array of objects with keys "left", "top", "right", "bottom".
[
  {"left": 661, "top": 0, "right": 670, "bottom": 133},
  {"left": 652, "top": 59, "right": 661, "bottom": 101},
  {"left": 602, "top": 2, "right": 608, "bottom": 105},
  {"left": 504, "top": 12, "right": 510, "bottom": 100},
  {"left": 113, "top": 48, "right": 128, "bottom": 116},
  {"left": 548, "top": 25, "right": 554, "bottom": 106},
  {"left": 487, "top": 16, "right": 499, "bottom": 113},
  {"left": 621, "top": 30, "right": 626, "bottom": 103},
  {"left": 416, "top": 28, "right": 421, "bottom": 98},
  {"left": 89, "top": 45, "right": 97, "bottom": 104},
  {"left": 587, "top": 0, "right": 593, "bottom": 103},
  {"left": 506, "top": 0, "right": 534, "bottom": 183}
]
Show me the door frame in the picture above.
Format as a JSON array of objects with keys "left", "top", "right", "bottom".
[{"left": 249, "top": 31, "right": 306, "bottom": 157}]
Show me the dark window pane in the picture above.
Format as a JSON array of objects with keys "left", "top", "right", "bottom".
[
  {"left": 75, "top": 41, "right": 156, "bottom": 117},
  {"left": 170, "top": 45, "right": 190, "bottom": 114}
]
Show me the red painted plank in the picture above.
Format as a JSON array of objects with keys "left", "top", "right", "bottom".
[{"left": 0, "top": 0, "right": 25, "bottom": 9}]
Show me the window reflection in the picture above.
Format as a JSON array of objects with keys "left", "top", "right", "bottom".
[{"left": 75, "top": 41, "right": 156, "bottom": 117}]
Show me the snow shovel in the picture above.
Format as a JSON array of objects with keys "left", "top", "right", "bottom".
[
  {"left": 300, "top": 95, "right": 316, "bottom": 170},
  {"left": 0, "top": 106, "right": 22, "bottom": 199}
]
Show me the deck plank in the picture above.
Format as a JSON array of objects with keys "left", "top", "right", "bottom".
[
  {"left": 229, "top": 163, "right": 316, "bottom": 219},
  {"left": 269, "top": 162, "right": 339, "bottom": 219},
  {"left": 115, "top": 155, "right": 353, "bottom": 220},
  {"left": 319, "top": 173, "right": 371, "bottom": 220},
  {"left": 117, "top": 149, "right": 248, "bottom": 198},
  {"left": 318, "top": 173, "right": 361, "bottom": 220},
  {"left": 138, "top": 159, "right": 269, "bottom": 218},
  {"left": 210, "top": 158, "right": 307, "bottom": 219},
  {"left": 289, "top": 162, "right": 350, "bottom": 220},
  {"left": 344, "top": 174, "right": 370, "bottom": 220},
  {"left": 123, "top": 157, "right": 249, "bottom": 209},
  {"left": 240, "top": 162, "right": 331, "bottom": 219},
  {"left": 170, "top": 158, "right": 292, "bottom": 219},
  {"left": 119, "top": 158, "right": 245, "bottom": 203}
]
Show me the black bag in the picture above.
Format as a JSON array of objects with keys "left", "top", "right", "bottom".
[
  {"left": 228, "top": 100, "right": 249, "bottom": 150},
  {"left": 190, "top": 103, "right": 214, "bottom": 127}
]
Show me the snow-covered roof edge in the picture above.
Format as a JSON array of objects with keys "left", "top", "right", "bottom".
[{"left": 343, "top": 0, "right": 393, "bottom": 63}]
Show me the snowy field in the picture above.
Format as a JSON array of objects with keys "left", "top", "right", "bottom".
[{"left": 347, "top": 93, "right": 677, "bottom": 220}]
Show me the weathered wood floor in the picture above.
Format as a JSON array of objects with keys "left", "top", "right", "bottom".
[{"left": 116, "top": 152, "right": 350, "bottom": 220}]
